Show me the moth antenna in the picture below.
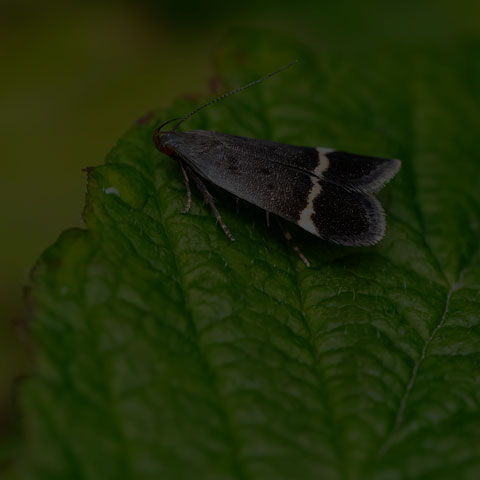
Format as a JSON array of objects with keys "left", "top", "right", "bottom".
[
  {"left": 172, "top": 60, "right": 298, "bottom": 131},
  {"left": 154, "top": 117, "right": 184, "bottom": 134}
]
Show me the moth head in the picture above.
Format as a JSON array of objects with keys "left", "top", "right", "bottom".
[
  {"left": 153, "top": 127, "right": 174, "bottom": 157},
  {"left": 152, "top": 130, "right": 174, "bottom": 156},
  {"left": 153, "top": 119, "right": 181, "bottom": 156}
]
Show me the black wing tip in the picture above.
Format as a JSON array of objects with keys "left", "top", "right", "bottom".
[
  {"left": 323, "top": 151, "right": 402, "bottom": 193},
  {"left": 372, "top": 157, "right": 401, "bottom": 191},
  {"left": 355, "top": 157, "right": 401, "bottom": 194}
]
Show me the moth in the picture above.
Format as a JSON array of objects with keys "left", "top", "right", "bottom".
[{"left": 153, "top": 63, "right": 400, "bottom": 257}]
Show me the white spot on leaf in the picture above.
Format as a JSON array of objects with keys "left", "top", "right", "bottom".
[{"left": 104, "top": 187, "right": 120, "bottom": 196}]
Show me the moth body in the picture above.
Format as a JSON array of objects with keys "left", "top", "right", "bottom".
[{"left": 157, "top": 129, "right": 400, "bottom": 246}]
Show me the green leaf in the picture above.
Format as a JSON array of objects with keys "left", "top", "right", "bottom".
[{"left": 20, "top": 31, "right": 480, "bottom": 479}]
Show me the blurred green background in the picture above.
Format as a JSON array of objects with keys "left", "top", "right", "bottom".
[{"left": 1, "top": 0, "right": 479, "bottom": 464}]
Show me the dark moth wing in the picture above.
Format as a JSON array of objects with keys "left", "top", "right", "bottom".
[{"left": 163, "top": 130, "right": 400, "bottom": 246}]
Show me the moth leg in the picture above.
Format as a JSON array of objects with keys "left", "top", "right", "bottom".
[
  {"left": 277, "top": 220, "right": 310, "bottom": 268},
  {"left": 186, "top": 166, "right": 235, "bottom": 242},
  {"left": 177, "top": 159, "right": 191, "bottom": 214},
  {"left": 266, "top": 211, "right": 270, "bottom": 228}
]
